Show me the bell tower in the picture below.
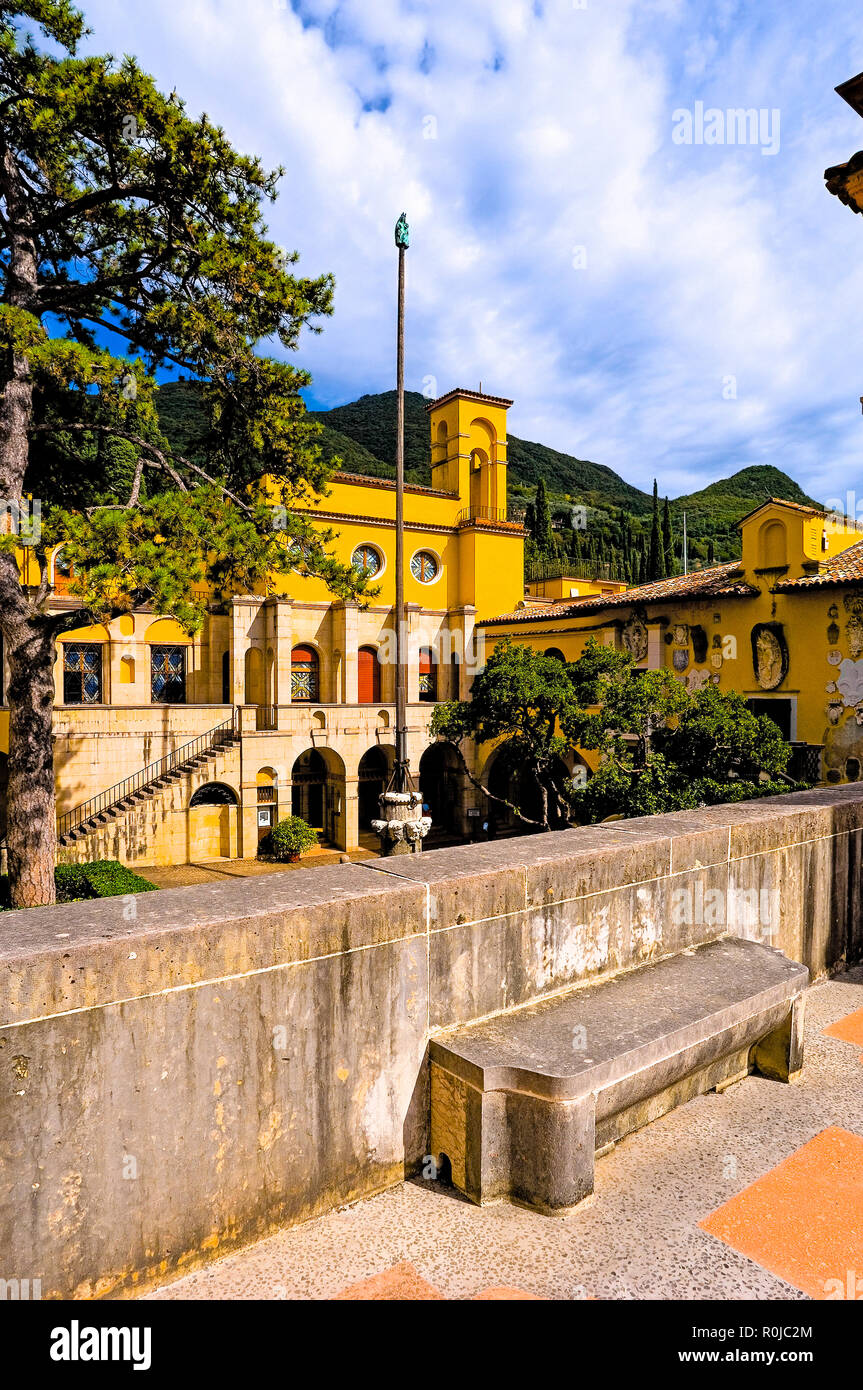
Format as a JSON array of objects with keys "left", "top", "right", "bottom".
[{"left": 427, "top": 387, "right": 512, "bottom": 516}]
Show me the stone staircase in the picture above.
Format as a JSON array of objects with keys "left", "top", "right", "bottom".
[{"left": 56, "top": 712, "right": 241, "bottom": 849}]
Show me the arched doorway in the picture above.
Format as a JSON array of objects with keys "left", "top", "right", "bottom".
[
  {"left": 486, "top": 746, "right": 571, "bottom": 835},
  {"left": 419, "top": 742, "right": 461, "bottom": 837},
  {"left": 358, "top": 746, "right": 389, "bottom": 830},
  {"left": 358, "top": 645, "right": 381, "bottom": 703},
  {"left": 292, "top": 749, "right": 327, "bottom": 830},
  {"left": 187, "top": 781, "right": 238, "bottom": 859}
]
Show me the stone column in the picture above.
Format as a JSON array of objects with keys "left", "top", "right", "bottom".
[
  {"left": 338, "top": 602, "right": 359, "bottom": 705},
  {"left": 457, "top": 605, "right": 479, "bottom": 700},
  {"left": 342, "top": 775, "right": 359, "bottom": 852},
  {"left": 272, "top": 597, "right": 294, "bottom": 714},
  {"left": 406, "top": 603, "right": 422, "bottom": 706}
]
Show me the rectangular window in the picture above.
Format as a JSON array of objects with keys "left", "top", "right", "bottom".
[
  {"left": 151, "top": 645, "right": 187, "bottom": 704},
  {"left": 63, "top": 643, "right": 103, "bottom": 705}
]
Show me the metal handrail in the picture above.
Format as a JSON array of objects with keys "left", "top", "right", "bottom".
[
  {"left": 57, "top": 710, "right": 240, "bottom": 838},
  {"left": 456, "top": 506, "right": 513, "bottom": 525},
  {"left": 526, "top": 558, "right": 628, "bottom": 582}
]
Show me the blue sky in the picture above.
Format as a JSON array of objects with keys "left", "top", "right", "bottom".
[{"left": 79, "top": 0, "right": 863, "bottom": 503}]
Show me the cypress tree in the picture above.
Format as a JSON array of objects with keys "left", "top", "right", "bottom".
[
  {"left": 648, "top": 480, "right": 662, "bottom": 581},
  {"left": 662, "top": 496, "right": 673, "bottom": 577},
  {"left": 533, "top": 479, "right": 552, "bottom": 555}
]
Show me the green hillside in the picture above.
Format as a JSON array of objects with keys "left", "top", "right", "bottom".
[
  {"left": 153, "top": 381, "right": 823, "bottom": 580},
  {"left": 673, "top": 466, "right": 819, "bottom": 521}
]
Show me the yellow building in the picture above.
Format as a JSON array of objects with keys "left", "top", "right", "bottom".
[
  {"left": 478, "top": 497, "right": 863, "bottom": 797},
  {"left": 0, "top": 388, "right": 525, "bottom": 868}
]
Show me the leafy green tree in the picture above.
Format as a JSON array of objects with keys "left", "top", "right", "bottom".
[
  {"left": 433, "top": 638, "right": 797, "bottom": 833},
  {"left": 431, "top": 640, "right": 582, "bottom": 830},
  {"left": 572, "top": 650, "right": 793, "bottom": 821},
  {"left": 0, "top": 1, "right": 366, "bottom": 905}
]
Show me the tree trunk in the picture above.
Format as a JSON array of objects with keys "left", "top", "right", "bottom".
[{"left": 4, "top": 616, "right": 58, "bottom": 907}]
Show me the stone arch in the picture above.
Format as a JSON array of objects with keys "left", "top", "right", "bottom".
[
  {"left": 244, "top": 646, "right": 265, "bottom": 705},
  {"left": 419, "top": 742, "right": 462, "bottom": 837},
  {"left": 189, "top": 781, "right": 239, "bottom": 807},
  {"left": 358, "top": 745, "right": 391, "bottom": 830},
  {"left": 758, "top": 519, "right": 787, "bottom": 568},
  {"left": 483, "top": 743, "right": 570, "bottom": 835},
  {"left": 291, "top": 746, "right": 346, "bottom": 845}
]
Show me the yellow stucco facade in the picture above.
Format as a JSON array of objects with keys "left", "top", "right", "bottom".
[
  {"left": 0, "top": 387, "right": 525, "bottom": 868},
  {"left": 478, "top": 497, "right": 863, "bottom": 790}
]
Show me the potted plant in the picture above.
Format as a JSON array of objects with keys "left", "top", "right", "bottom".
[{"left": 269, "top": 815, "right": 319, "bottom": 863}]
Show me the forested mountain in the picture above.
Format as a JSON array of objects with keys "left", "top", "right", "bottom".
[{"left": 155, "top": 381, "right": 822, "bottom": 581}]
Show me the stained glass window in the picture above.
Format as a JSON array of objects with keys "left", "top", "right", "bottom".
[
  {"left": 351, "top": 544, "right": 382, "bottom": 577},
  {"left": 411, "top": 551, "right": 439, "bottom": 583},
  {"left": 150, "top": 645, "right": 187, "bottom": 704},
  {"left": 291, "top": 645, "right": 319, "bottom": 702},
  {"left": 63, "top": 643, "right": 103, "bottom": 705}
]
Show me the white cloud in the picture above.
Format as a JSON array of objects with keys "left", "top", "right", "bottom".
[{"left": 80, "top": 0, "right": 863, "bottom": 502}]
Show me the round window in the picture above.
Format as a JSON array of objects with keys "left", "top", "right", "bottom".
[
  {"left": 352, "top": 544, "right": 382, "bottom": 577},
  {"left": 411, "top": 550, "right": 439, "bottom": 583}
]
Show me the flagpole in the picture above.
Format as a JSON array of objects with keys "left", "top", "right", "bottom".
[{"left": 395, "top": 219, "right": 408, "bottom": 792}]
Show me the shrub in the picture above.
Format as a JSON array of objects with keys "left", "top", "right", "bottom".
[
  {"left": 268, "top": 815, "right": 318, "bottom": 861},
  {"left": 0, "top": 860, "right": 159, "bottom": 908}
]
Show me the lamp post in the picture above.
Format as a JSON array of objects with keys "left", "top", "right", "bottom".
[{"left": 371, "top": 213, "right": 431, "bottom": 856}]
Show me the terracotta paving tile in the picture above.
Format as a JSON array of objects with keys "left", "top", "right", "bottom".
[
  {"left": 471, "top": 1286, "right": 542, "bottom": 1300},
  {"left": 699, "top": 1127, "right": 863, "bottom": 1299},
  {"left": 824, "top": 1006, "right": 863, "bottom": 1055},
  {"left": 332, "top": 1261, "right": 445, "bottom": 1300}
]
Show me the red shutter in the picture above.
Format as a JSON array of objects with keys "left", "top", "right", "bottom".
[{"left": 358, "top": 646, "right": 380, "bottom": 703}]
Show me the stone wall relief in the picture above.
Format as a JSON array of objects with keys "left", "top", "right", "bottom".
[
  {"left": 621, "top": 611, "right": 648, "bottom": 663},
  {"left": 751, "top": 623, "right": 788, "bottom": 691}
]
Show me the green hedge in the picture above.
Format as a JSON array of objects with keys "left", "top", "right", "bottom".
[{"left": 0, "top": 859, "right": 157, "bottom": 908}]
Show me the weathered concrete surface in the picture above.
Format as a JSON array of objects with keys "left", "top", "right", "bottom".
[
  {"left": 0, "top": 785, "right": 861, "bottom": 1297},
  {"left": 429, "top": 938, "right": 808, "bottom": 1212}
]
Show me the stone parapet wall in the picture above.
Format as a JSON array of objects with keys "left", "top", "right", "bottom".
[{"left": 1, "top": 784, "right": 861, "bottom": 1298}]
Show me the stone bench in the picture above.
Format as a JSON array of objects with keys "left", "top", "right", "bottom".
[{"left": 429, "top": 936, "right": 808, "bottom": 1215}]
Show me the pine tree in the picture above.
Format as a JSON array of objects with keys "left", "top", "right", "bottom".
[{"left": 0, "top": 0, "right": 358, "bottom": 905}]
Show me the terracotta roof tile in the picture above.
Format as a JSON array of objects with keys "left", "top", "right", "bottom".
[
  {"left": 775, "top": 535, "right": 863, "bottom": 589},
  {"left": 424, "top": 387, "right": 514, "bottom": 411},
  {"left": 479, "top": 562, "right": 758, "bottom": 625}
]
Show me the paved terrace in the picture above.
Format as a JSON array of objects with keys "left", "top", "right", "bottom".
[
  {"left": 145, "top": 964, "right": 863, "bottom": 1300},
  {"left": 1, "top": 783, "right": 862, "bottom": 1300}
]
